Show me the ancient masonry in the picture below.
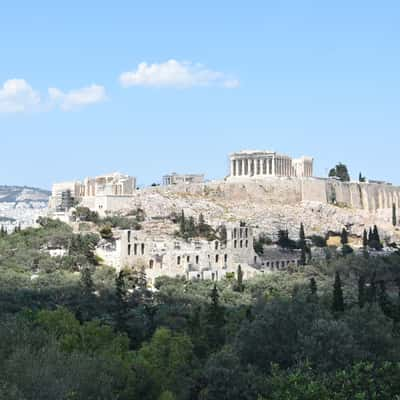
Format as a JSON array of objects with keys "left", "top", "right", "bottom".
[{"left": 48, "top": 150, "right": 400, "bottom": 283}]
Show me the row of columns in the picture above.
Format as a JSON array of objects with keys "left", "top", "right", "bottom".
[{"left": 230, "top": 157, "right": 294, "bottom": 177}]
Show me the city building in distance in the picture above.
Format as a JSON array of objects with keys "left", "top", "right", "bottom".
[{"left": 162, "top": 173, "right": 205, "bottom": 185}]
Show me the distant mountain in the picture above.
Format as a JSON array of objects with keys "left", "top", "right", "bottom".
[
  {"left": 0, "top": 185, "right": 50, "bottom": 203},
  {"left": 0, "top": 186, "right": 50, "bottom": 231}
]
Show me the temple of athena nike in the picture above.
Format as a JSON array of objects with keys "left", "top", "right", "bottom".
[{"left": 228, "top": 150, "right": 313, "bottom": 179}]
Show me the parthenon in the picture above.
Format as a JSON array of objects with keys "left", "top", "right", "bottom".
[{"left": 228, "top": 150, "right": 313, "bottom": 179}]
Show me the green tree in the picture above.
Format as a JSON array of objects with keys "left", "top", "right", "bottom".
[
  {"left": 362, "top": 229, "right": 368, "bottom": 247},
  {"left": 332, "top": 272, "right": 345, "bottom": 313},
  {"left": 135, "top": 328, "right": 195, "bottom": 400},
  {"left": 205, "top": 285, "right": 225, "bottom": 352},
  {"left": 179, "top": 210, "right": 186, "bottom": 236},
  {"left": 235, "top": 265, "right": 244, "bottom": 293},
  {"left": 340, "top": 228, "right": 348, "bottom": 245},
  {"left": 328, "top": 163, "right": 350, "bottom": 182},
  {"left": 115, "top": 270, "right": 128, "bottom": 332},
  {"left": 309, "top": 277, "right": 317, "bottom": 298}
]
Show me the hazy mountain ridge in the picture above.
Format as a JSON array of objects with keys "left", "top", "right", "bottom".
[
  {"left": 0, "top": 185, "right": 50, "bottom": 203},
  {"left": 0, "top": 185, "right": 50, "bottom": 231}
]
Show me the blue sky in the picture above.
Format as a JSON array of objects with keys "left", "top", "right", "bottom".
[{"left": 1, "top": 0, "right": 400, "bottom": 189}]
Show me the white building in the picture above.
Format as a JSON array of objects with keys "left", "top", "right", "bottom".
[
  {"left": 49, "top": 172, "right": 136, "bottom": 215},
  {"left": 163, "top": 173, "right": 205, "bottom": 186},
  {"left": 228, "top": 150, "right": 313, "bottom": 180}
]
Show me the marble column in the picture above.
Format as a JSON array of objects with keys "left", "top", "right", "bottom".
[{"left": 247, "top": 158, "right": 252, "bottom": 176}]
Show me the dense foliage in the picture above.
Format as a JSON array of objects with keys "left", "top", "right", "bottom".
[{"left": 1, "top": 220, "right": 400, "bottom": 399}]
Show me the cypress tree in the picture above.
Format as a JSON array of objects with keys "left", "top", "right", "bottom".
[
  {"left": 236, "top": 264, "right": 244, "bottom": 293},
  {"left": 368, "top": 227, "right": 373, "bottom": 246},
  {"left": 80, "top": 266, "right": 95, "bottom": 297},
  {"left": 300, "top": 247, "right": 307, "bottom": 266},
  {"left": 393, "top": 203, "right": 397, "bottom": 227},
  {"left": 358, "top": 275, "right": 366, "bottom": 308},
  {"left": 205, "top": 284, "right": 225, "bottom": 351},
  {"left": 332, "top": 272, "right": 345, "bottom": 313},
  {"left": 198, "top": 213, "right": 206, "bottom": 234},
  {"left": 299, "top": 223, "right": 307, "bottom": 266},
  {"left": 179, "top": 210, "right": 186, "bottom": 236},
  {"left": 186, "top": 216, "right": 196, "bottom": 238},
  {"left": 309, "top": 277, "right": 318, "bottom": 298},
  {"left": 79, "top": 266, "right": 96, "bottom": 321},
  {"left": 340, "top": 228, "right": 349, "bottom": 245},
  {"left": 115, "top": 270, "right": 128, "bottom": 332},
  {"left": 362, "top": 229, "right": 368, "bottom": 247},
  {"left": 372, "top": 225, "right": 383, "bottom": 250}
]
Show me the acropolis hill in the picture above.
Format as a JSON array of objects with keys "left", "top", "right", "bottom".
[{"left": 48, "top": 150, "right": 400, "bottom": 282}]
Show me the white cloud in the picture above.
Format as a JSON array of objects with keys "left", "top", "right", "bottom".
[
  {"left": 48, "top": 84, "right": 107, "bottom": 111},
  {"left": 0, "top": 79, "right": 41, "bottom": 113},
  {"left": 0, "top": 79, "right": 106, "bottom": 113},
  {"left": 119, "top": 59, "right": 240, "bottom": 89}
]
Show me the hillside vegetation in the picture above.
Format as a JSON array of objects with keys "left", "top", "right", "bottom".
[{"left": 1, "top": 219, "right": 400, "bottom": 399}]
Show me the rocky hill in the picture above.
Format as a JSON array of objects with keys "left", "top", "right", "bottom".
[
  {"left": 130, "top": 181, "right": 400, "bottom": 243},
  {"left": 0, "top": 186, "right": 50, "bottom": 231}
]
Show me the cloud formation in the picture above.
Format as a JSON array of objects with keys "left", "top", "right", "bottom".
[
  {"left": 119, "top": 60, "right": 239, "bottom": 89},
  {"left": 0, "top": 79, "right": 106, "bottom": 113},
  {"left": 48, "top": 84, "right": 107, "bottom": 111},
  {"left": 0, "top": 79, "right": 41, "bottom": 113}
]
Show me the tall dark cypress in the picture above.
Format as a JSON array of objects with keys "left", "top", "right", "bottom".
[
  {"left": 362, "top": 229, "right": 368, "bottom": 248},
  {"left": 340, "top": 228, "right": 349, "bottom": 245},
  {"left": 115, "top": 270, "right": 128, "bottom": 332},
  {"left": 205, "top": 284, "right": 225, "bottom": 351},
  {"left": 332, "top": 272, "right": 345, "bottom": 313},
  {"left": 299, "top": 223, "right": 307, "bottom": 265},
  {"left": 310, "top": 277, "right": 318, "bottom": 297},
  {"left": 368, "top": 227, "right": 373, "bottom": 246},
  {"left": 236, "top": 264, "right": 244, "bottom": 293}
]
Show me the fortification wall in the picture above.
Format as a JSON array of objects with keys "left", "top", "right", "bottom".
[{"left": 150, "top": 178, "right": 400, "bottom": 212}]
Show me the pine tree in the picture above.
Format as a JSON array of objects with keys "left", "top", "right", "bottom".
[
  {"left": 340, "top": 228, "right": 349, "bottom": 245},
  {"left": 358, "top": 275, "right": 366, "bottom": 308},
  {"left": 205, "top": 284, "right": 225, "bottom": 351},
  {"left": 393, "top": 203, "right": 397, "bottom": 227},
  {"left": 332, "top": 272, "right": 345, "bottom": 313}
]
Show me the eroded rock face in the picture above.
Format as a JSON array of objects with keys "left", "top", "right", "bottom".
[{"left": 132, "top": 181, "right": 400, "bottom": 242}]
